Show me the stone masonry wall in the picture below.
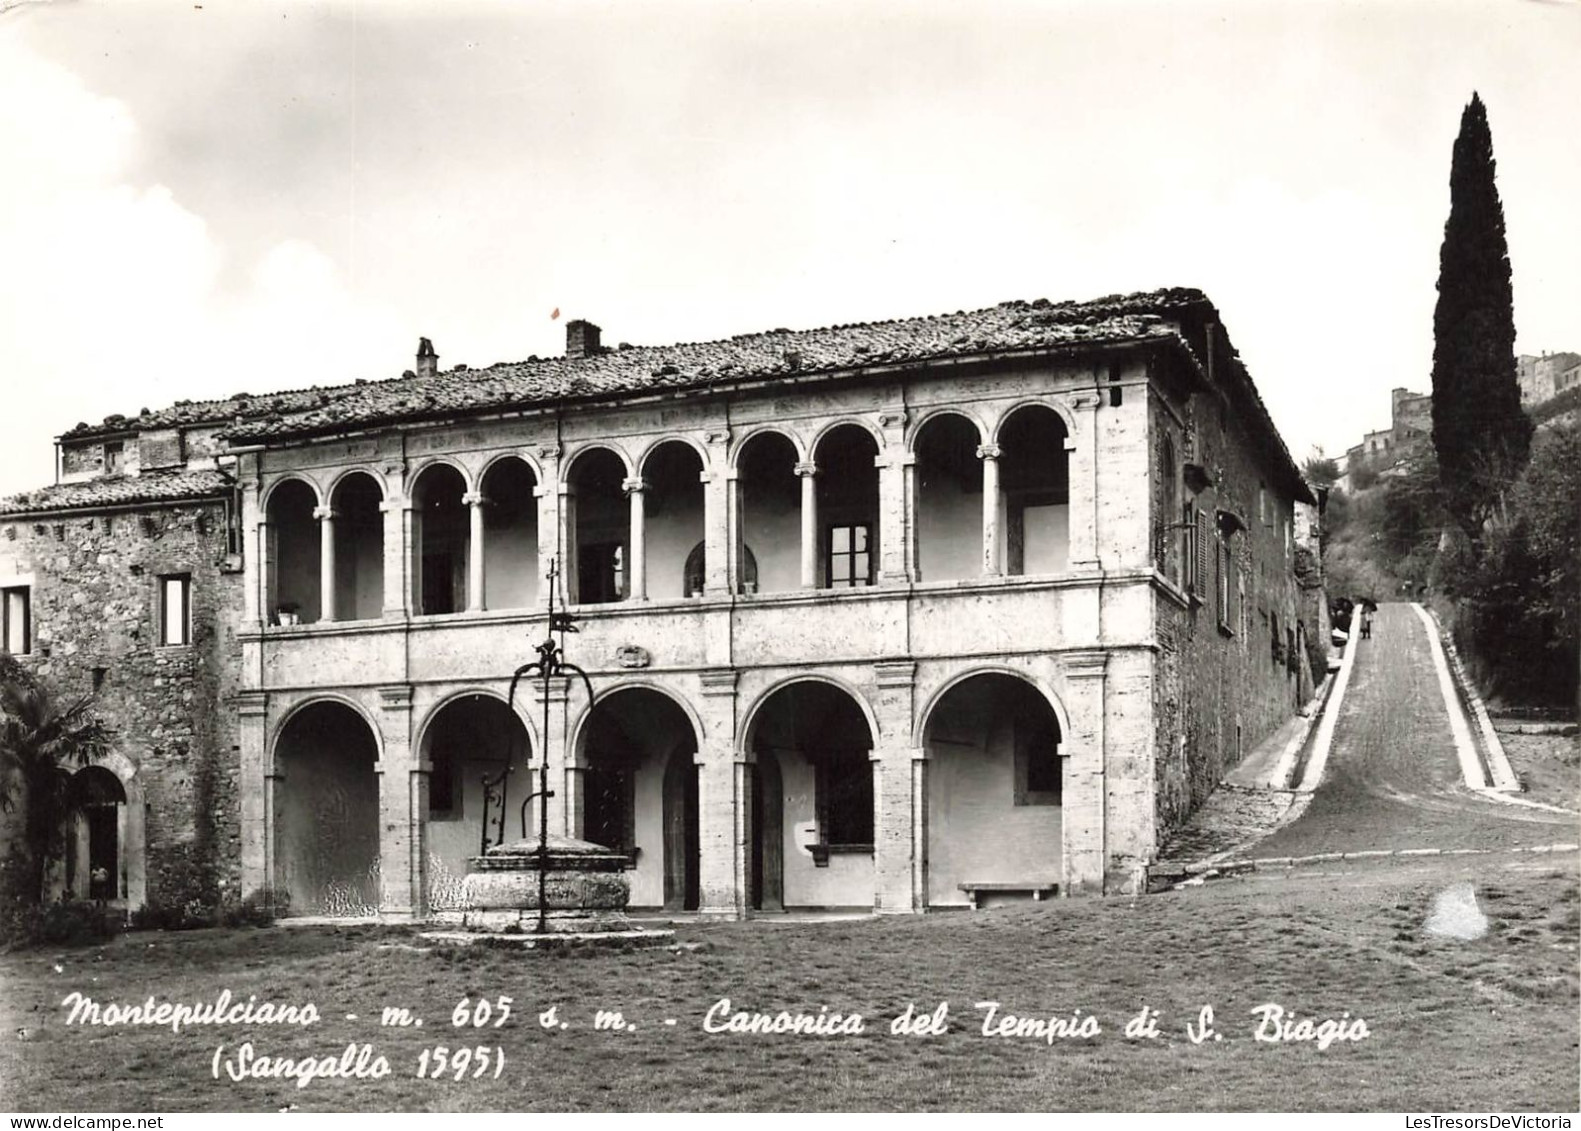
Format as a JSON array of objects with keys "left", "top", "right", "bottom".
[
  {"left": 0, "top": 499, "right": 244, "bottom": 908},
  {"left": 1150, "top": 359, "right": 1312, "bottom": 838}
]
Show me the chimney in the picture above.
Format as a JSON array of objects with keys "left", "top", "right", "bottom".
[
  {"left": 416, "top": 337, "right": 438, "bottom": 379},
  {"left": 566, "top": 320, "right": 601, "bottom": 360}
]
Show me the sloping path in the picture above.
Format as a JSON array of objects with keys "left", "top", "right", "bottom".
[{"left": 1249, "top": 602, "right": 1575, "bottom": 858}]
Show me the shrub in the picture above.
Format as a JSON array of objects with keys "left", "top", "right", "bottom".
[{"left": 220, "top": 887, "right": 290, "bottom": 928}]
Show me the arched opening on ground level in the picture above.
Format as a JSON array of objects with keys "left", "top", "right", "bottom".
[
  {"left": 915, "top": 412, "right": 985, "bottom": 582},
  {"left": 421, "top": 694, "right": 531, "bottom": 912},
  {"left": 577, "top": 687, "right": 699, "bottom": 911},
  {"left": 266, "top": 478, "right": 320, "bottom": 624},
  {"left": 923, "top": 673, "right": 1062, "bottom": 908},
  {"left": 567, "top": 448, "right": 628, "bottom": 605},
  {"left": 736, "top": 431, "right": 800, "bottom": 594},
  {"left": 63, "top": 765, "right": 126, "bottom": 902},
  {"left": 412, "top": 464, "right": 470, "bottom": 615},
  {"left": 481, "top": 458, "right": 539, "bottom": 611},
  {"left": 330, "top": 472, "right": 385, "bottom": 622},
  {"left": 813, "top": 425, "right": 880, "bottom": 588},
  {"left": 997, "top": 405, "right": 1070, "bottom": 575},
  {"left": 273, "top": 702, "right": 380, "bottom": 916},
  {"left": 747, "top": 681, "right": 875, "bottom": 910},
  {"left": 640, "top": 441, "right": 705, "bottom": 601}
]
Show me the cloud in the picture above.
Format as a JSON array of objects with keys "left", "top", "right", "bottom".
[{"left": 0, "top": 37, "right": 404, "bottom": 498}]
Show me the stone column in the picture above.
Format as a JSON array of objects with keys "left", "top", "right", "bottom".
[
  {"left": 313, "top": 504, "right": 337, "bottom": 622},
  {"left": 977, "top": 443, "right": 1002, "bottom": 576},
  {"left": 876, "top": 411, "right": 912, "bottom": 583},
  {"left": 1061, "top": 650, "right": 1108, "bottom": 895},
  {"left": 796, "top": 460, "right": 819, "bottom": 588},
  {"left": 238, "top": 691, "right": 270, "bottom": 895},
  {"left": 696, "top": 668, "right": 746, "bottom": 918},
  {"left": 1066, "top": 393, "right": 1102, "bottom": 571},
  {"left": 696, "top": 749, "right": 750, "bottom": 919},
  {"left": 871, "top": 659, "right": 920, "bottom": 913},
  {"left": 379, "top": 488, "right": 408, "bottom": 618},
  {"left": 530, "top": 675, "right": 573, "bottom": 836},
  {"left": 240, "top": 480, "right": 261, "bottom": 626},
  {"left": 911, "top": 750, "right": 929, "bottom": 910},
  {"left": 702, "top": 431, "right": 732, "bottom": 595},
  {"left": 871, "top": 745, "right": 924, "bottom": 913},
  {"left": 535, "top": 445, "right": 562, "bottom": 601},
  {"left": 623, "top": 476, "right": 648, "bottom": 601},
  {"left": 255, "top": 519, "right": 274, "bottom": 624},
  {"left": 463, "top": 490, "right": 486, "bottom": 612},
  {"left": 376, "top": 685, "right": 423, "bottom": 919}
]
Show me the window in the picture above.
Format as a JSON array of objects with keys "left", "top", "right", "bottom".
[
  {"left": 1013, "top": 712, "right": 1062, "bottom": 807},
  {"left": 826, "top": 524, "right": 872, "bottom": 588},
  {"left": 578, "top": 542, "right": 625, "bottom": 604},
  {"left": 103, "top": 442, "right": 124, "bottom": 474},
  {"left": 159, "top": 575, "right": 191, "bottom": 646},
  {"left": 1217, "top": 537, "right": 1239, "bottom": 634},
  {"left": 428, "top": 747, "right": 459, "bottom": 820},
  {"left": 813, "top": 751, "right": 873, "bottom": 849},
  {"left": 2, "top": 586, "right": 29, "bottom": 654}
]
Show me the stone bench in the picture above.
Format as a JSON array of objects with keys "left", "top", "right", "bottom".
[{"left": 958, "top": 881, "right": 1059, "bottom": 909}]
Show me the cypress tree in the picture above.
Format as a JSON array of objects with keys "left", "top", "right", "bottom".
[{"left": 1430, "top": 92, "right": 1530, "bottom": 542}]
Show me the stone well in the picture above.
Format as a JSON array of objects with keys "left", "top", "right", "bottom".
[{"left": 437, "top": 833, "right": 635, "bottom": 933}]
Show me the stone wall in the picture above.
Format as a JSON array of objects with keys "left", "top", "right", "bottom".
[
  {"left": 1149, "top": 361, "right": 1311, "bottom": 838},
  {"left": 0, "top": 498, "right": 245, "bottom": 909}
]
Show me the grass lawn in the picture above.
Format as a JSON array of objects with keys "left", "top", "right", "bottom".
[{"left": 1, "top": 854, "right": 1575, "bottom": 1113}]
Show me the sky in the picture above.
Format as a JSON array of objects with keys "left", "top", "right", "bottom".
[{"left": 1, "top": 0, "right": 1577, "bottom": 498}]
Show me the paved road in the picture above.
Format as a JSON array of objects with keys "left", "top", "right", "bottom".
[{"left": 1252, "top": 602, "right": 1576, "bottom": 858}]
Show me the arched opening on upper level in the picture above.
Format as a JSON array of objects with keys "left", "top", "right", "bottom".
[
  {"left": 481, "top": 457, "right": 539, "bottom": 611},
  {"left": 329, "top": 472, "right": 385, "bottom": 621},
  {"left": 567, "top": 447, "right": 628, "bottom": 605},
  {"left": 266, "top": 478, "right": 320, "bottom": 624},
  {"left": 914, "top": 412, "right": 984, "bottom": 582},
  {"left": 735, "top": 431, "right": 799, "bottom": 595},
  {"left": 412, "top": 464, "right": 469, "bottom": 615},
  {"left": 813, "top": 425, "right": 880, "bottom": 589},
  {"left": 641, "top": 441, "right": 705, "bottom": 601},
  {"left": 997, "top": 405, "right": 1070, "bottom": 576}
]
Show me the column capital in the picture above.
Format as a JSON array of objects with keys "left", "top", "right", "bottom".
[
  {"left": 794, "top": 461, "right": 818, "bottom": 478},
  {"left": 698, "top": 668, "right": 738, "bottom": 697},
  {"left": 873, "top": 659, "right": 916, "bottom": 688},
  {"left": 238, "top": 690, "right": 268, "bottom": 718},
  {"left": 377, "top": 495, "right": 405, "bottom": 513},
  {"left": 1067, "top": 391, "right": 1103, "bottom": 413},
  {"left": 462, "top": 491, "right": 487, "bottom": 507},
  {"left": 1064, "top": 649, "right": 1109, "bottom": 678},
  {"left": 876, "top": 409, "right": 907, "bottom": 429},
  {"left": 703, "top": 429, "right": 731, "bottom": 446},
  {"left": 975, "top": 443, "right": 1001, "bottom": 460},
  {"left": 312, "top": 505, "right": 337, "bottom": 521},
  {"left": 378, "top": 684, "right": 415, "bottom": 711},
  {"left": 536, "top": 444, "right": 562, "bottom": 463},
  {"left": 622, "top": 476, "right": 648, "bottom": 495}
]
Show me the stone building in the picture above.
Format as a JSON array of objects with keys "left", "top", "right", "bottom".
[{"left": 0, "top": 287, "right": 1316, "bottom": 917}]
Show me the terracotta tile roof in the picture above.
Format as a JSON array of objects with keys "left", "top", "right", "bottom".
[
  {"left": 59, "top": 288, "right": 1208, "bottom": 445},
  {"left": 221, "top": 290, "right": 1197, "bottom": 442},
  {"left": 0, "top": 469, "right": 232, "bottom": 517},
  {"left": 48, "top": 286, "right": 1311, "bottom": 501}
]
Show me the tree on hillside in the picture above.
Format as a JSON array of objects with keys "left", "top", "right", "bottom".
[
  {"left": 0, "top": 657, "right": 112, "bottom": 904},
  {"left": 1430, "top": 92, "right": 1531, "bottom": 543}
]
